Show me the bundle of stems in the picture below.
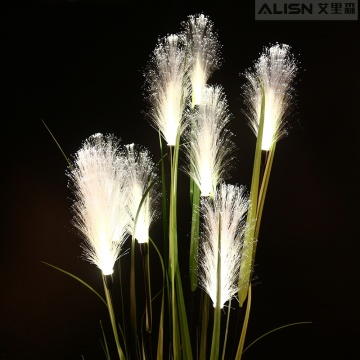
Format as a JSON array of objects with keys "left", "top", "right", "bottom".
[{"left": 44, "top": 13, "right": 302, "bottom": 360}]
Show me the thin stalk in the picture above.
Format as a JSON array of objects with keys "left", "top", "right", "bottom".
[
  {"left": 169, "top": 131, "right": 180, "bottom": 359},
  {"left": 235, "top": 284, "right": 252, "bottom": 360},
  {"left": 140, "top": 243, "right": 152, "bottom": 333},
  {"left": 189, "top": 104, "right": 200, "bottom": 291},
  {"left": 221, "top": 300, "right": 232, "bottom": 360},
  {"left": 149, "top": 237, "right": 165, "bottom": 360},
  {"left": 159, "top": 131, "right": 169, "bottom": 265},
  {"left": 238, "top": 82, "right": 265, "bottom": 307},
  {"left": 117, "top": 260, "right": 129, "bottom": 359},
  {"left": 102, "top": 276, "right": 126, "bottom": 360},
  {"left": 169, "top": 141, "right": 179, "bottom": 282},
  {"left": 210, "top": 216, "right": 222, "bottom": 360},
  {"left": 41, "top": 261, "right": 107, "bottom": 308},
  {"left": 175, "top": 269, "right": 193, "bottom": 360},
  {"left": 199, "top": 293, "right": 210, "bottom": 360},
  {"left": 242, "top": 321, "right": 313, "bottom": 355},
  {"left": 100, "top": 320, "right": 111, "bottom": 360},
  {"left": 129, "top": 234, "right": 138, "bottom": 354},
  {"left": 41, "top": 119, "right": 73, "bottom": 169},
  {"left": 252, "top": 142, "right": 276, "bottom": 264},
  {"left": 190, "top": 182, "right": 200, "bottom": 291}
]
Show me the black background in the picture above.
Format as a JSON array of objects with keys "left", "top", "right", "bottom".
[{"left": 1, "top": 1, "right": 359, "bottom": 359}]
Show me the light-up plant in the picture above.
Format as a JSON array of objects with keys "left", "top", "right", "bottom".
[{"left": 43, "top": 13, "right": 311, "bottom": 360}]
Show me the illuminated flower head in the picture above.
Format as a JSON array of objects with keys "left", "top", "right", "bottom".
[
  {"left": 124, "top": 143, "right": 158, "bottom": 243},
  {"left": 243, "top": 43, "right": 298, "bottom": 150},
  {"left": 68, "top": 134, "right": 129, "bottom": 275},
  {"left": 145, "top": 34, "right": 190, "bottom": 146},
  {"left": 182, "top": 14, "right": 221, "bottom": 107},
  {"left": 184, "top": 85, "right": 234, "bottom": 197},
  {"left": 199, "top": 183, "right": 249, "bottom": 308}
]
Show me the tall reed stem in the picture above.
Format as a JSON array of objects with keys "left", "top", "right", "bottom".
[
  {"left": 238, "top": 82, "right": 265, "bottom": 306},
  {"left": 190, "top": 183, "right": 200, "bottom": 290},
  {"left": 210, "top": 215, "right": 222, "bottom": 360},
  {"left": 103, "top": 276, "right": 126, "bottom": 360}
]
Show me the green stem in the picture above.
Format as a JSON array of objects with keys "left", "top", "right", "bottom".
[
  {"left": 210, "top": 216, "right": 222, "bottom": 360},
  {"left": 140, "top": 243, "right": 152, "bottom": 333},
  {"left": 252, "top": 142, "right": 276, "bottom": 265},
  {"left": 129, "top": 235, "right": 138, "bottom": 356},
  {"left": 149, "top": 237, "right": 165, "bottom": 360},
  {"left": 190, "top": 182, "right": 200, "bottom": 291},
  {"left": 103, "top": 276, "right": 126, "bottom": 360},
  {"left": 221, "top": 300, "right": 231, "bottom": 360},
  {"left": 159, "top": 132, "right": 169, "bottom": 266},
  {"left": 175, "top": 269, "right": 193, "bottom": 360},
  {"left": 169, "top": 134, "right": 180, "bottom": 359},
  {"left": 117, "top": 260, "right": 129, "bottom": 359},
  {"left": 235, "top": 283, "right": 252, "bottom": 360},
  {"left": 238, "top": 82, "right": 266, "bottom": 307},
  {"left": 199, "top": 293, "right": 210, "bottom": 360},
  {"left": 210, "top": 303, "right": 221, "bottom": 360}
]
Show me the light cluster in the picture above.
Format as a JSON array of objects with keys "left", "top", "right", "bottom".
[
  {"left": 243, "top": 43, "right": 298, "bottom": 150},
  {"left": 68, "top": 134, "right": 158, "bottom": 275},
  {"left": 199, "top": 184, "right": 249, "bottom": 308}
]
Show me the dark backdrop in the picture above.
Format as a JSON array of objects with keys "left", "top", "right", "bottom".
[{"left": 1, "top": 1, "right": 359, "bottom": 359}]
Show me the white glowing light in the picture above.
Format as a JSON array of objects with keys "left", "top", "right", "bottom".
[
  {"left": 124, "top": 144, "right": 158, "bottom": 244},
  {"left": 68, "top": 134, "right": 129, "bottom": 275},
  {"left": 199, "top": 184, "right": 249, "bottom": 308},
  {"left": 145, "top": 34, "right": 190, "bottom": 146},
  {"left": 184, "top": 85, "right": 234, "bottom": 197},
  {"left": 243, "top": 44, "right": 298, "bottom": 150},
  {"left": 182, "top": 14, "right": 221, "bottom": 107}
]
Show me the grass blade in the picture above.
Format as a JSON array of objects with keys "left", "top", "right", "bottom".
[
  {"left": 235, "top": 284, "right": 252, "bottom": 360},
  {"left": 242, "top": 321, "right": 313, "bottom": 355},
  {"left": 100, "top": 320, "right": 111, "bottom": 360},
  {"left": 41, "top": 261, "right": 107, "bottom": 308},
  {"left": 41, "top": 119, "right": 73, "bottom": 169}
]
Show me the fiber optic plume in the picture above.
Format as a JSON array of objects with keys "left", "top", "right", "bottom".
[
  {"left": 182, "top": 13, "right": 222, "bottom": 107},
  {"left": 124, "top": 143, "right": 159, "bottom": 243},
  {"left": 145, "top": 34, "right": 190, "bottom": 146},
  {"left": 243, "top": 43, "right": 298, "bottom": 150},
  {"left": 199, "top": 183, "right": 249, "bottom": 308},
  {"left": 184, "top": 85, "right": 235, "bottom": 197},
  {"left": 67, "top": 133, "right": 129, "bottom": 275}
]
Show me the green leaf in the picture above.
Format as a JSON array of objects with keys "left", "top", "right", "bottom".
[
  {"left": 100, "top": 320, "right": 111, "bottom": 360},
  {"left": 242, "top": 321, "right": 313, "bottom": 355},
  {"left": 41, "top": 261, "right": 107, "bottom": 308}
]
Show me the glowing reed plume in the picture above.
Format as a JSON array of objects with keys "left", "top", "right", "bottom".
[
  {"left": 199, "top": 183, "right": 249, "bottom": 308},
  {"left": 184, "top": 85, "right": 234, "bottom": 197},
  {"left": 145, "top": 34, "right": 190, "bottom": 146},
  {"left": 243, "top": 44, "right": 298, "bottom": 150},
  {"left": 182, "top": 14, "right": 221, "bottom": 107},
  {"left": 124, "top": 143, "right": 158, "bottom": 243},
  {"left": 68, "top": 134, "right": 129, "bottom": 275}
]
